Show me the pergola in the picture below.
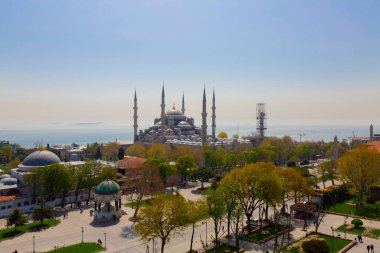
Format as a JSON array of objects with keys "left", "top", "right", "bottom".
[
  {"left": 290, "top": 202, "right": 317, "bottom": 220},
  {"left": 94, "top": 180, "right": 122, "bottom": 221}
]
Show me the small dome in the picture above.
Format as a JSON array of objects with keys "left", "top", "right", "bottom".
[
  {"left": 95, "top": 180, "right": 120, "bottom": 195},
  {"left": 166, "top": 105, "right": 183, "bottom": 116},
  {"left": 23, "top": 150, "right": 61, "bottom": 167},
  {"left": 1, "top": 178, "right": 17, "bottom": 185},
  {"left": 0, "top": 174, "right": 11, "bottom": 180}
]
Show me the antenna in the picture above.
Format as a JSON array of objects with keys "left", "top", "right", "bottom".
[{"left": 298, "top": 133, "right": 306, "bottom": 142}]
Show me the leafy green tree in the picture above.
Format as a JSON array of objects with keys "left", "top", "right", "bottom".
[
  {"left": 80, "top": 161, "right": 103, "bottom": 204},
  {"left": 339, "top": 145, "right": 380, "bottom": 207},
  {"left": 24, "top": 167, "right": 44, "bottom": 204},
  {"left": 205, "top": 187, "right": 226, "bottom": 247},
  {"left": 1, "top": 145, "right": 13, "bottom": 163},
  {"left": 135, "top": 194, "right": 187, "bottom": 253},
  {"left": 203, "top": 149, "right": 223, "bottom": 169},
  {"left": 217, "top": 131, "right": 228, "bottom": 139},
  {"left": 125, "top": 144, "right": 147, "bottom": 157},
  {"left": 32, "top": 197, "right": 53, "bottom": 225},
  {"left": 7, "top": 208, "right": 27, "bottom": 233},
  {"left": 95, "top": 147, "right": 102, "bottom": 160},
  {"left": 191, "top": 167, "right": 214, "bottom": 189},
  {"left": 98, "top": 166, "right": 117, "bottom": 181},
  {"left": 185, "top": 199, "right": 207, "bottom": 252},
  {"left": 176, "top": 154, "right": 196, "bottom": 185}
]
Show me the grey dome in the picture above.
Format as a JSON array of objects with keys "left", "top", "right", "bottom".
[
  {"left": 23, "top": 150, "right": 61, "bottom": 167},
  {"left": 1, "top": 178, "right": 17, "bottom": 185}
]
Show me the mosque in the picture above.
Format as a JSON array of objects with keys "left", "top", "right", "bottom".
[{"left": 134, "top": 86, "right": 251, "bottom": 147}]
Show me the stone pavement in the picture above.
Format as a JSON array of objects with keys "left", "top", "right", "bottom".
[{"left": 0, "top": 182, "right": 379, "bottom": 253}]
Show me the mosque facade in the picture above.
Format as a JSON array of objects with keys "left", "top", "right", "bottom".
[{"left": 134, "top": 86, "right": 220, "bottom": 146}]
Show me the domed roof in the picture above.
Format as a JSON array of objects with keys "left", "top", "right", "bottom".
[
  {"left": 178, "top": 121, "right": 192, "bottom": 129},
  {"left": 166, "top": 105, "right": 183, "bottom": 116},
  {"left": 95, "top": 180, "right": 120, "bottom": 195},
  {"left": 0, "top": 177, "right": 17, "bottom": 185},
  {"left": 22, "top": 150, "right": 61, "bottom": 167}
]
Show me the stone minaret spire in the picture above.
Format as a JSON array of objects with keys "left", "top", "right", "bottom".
[
  {"left": 211, "top": 89, "right": 216, "bottom": 140},
  {"left": 370, "top": 124, "right": 374, "bottom": 142},
  {"left": 133, "top": 89, "right": 138, "bottom": 143},
  {"left": 333, "top": 135, "right": 339, "bottom": 161},
  {"left": 161, "top": 83, "right": 166, "bottom": 141},
  {"left": 201, "top": 86, "right": 208, "bottom": 143},
  {"left": 181, "top": 92, "right": 185, "bottom": 114}
]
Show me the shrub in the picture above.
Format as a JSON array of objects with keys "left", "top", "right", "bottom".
[
  {"left": 351, "top": 219, "right": 363, "bottom": 228},
  {"left": 286, "top": 161, "right": 297, "bottom": 167},
  {"left": 366, "top": 196, "right": 376, "bottom": 204},
  {"left": 302, "top": 238, "right": 329, "bottom": 253}
]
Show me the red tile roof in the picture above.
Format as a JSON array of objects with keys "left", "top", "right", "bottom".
[{"left": 367, "top": 141, "right": 380, "bottom": 153}]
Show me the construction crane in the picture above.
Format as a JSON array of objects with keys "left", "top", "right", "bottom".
[{"left": 299, "top": 133, "right": 306, "bottom": 142}]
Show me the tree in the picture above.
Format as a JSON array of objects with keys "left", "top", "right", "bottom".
[
  {"left": 203, "top": 149, "right": 223, "bottom": 169},
  {"left": 80, "top": 161, "right": 103, "bottom": 204},
  {"left": 220, "top": 184, "right": 239, "bottom": 239},
  {"left": 205, "top": 187, "right": 225, "bottom": 247},
  {"left": 135, "top": 194, "right": 187, "bottom": 253},
  {"left": 217, "top": 132, "right": 228, "bottom": 139},
  {"left": 338, "top": 145, "right": 380, "bottom": 207},
  {"left": 317, "top": 161, "right": 330, "bottom": 189},
  {"left": 103, "top": 141, "right": 120, "bottom": 161},
  {"left": 95, "top": 147, "right": 102, "bottom": 160},
  {"left": 118, "top": 147, "right": 125, "bottom": 160},
  {"left": 147, "top": 144, "right": 166, "bottom": 158},
  {"left": 125, "top": 164, "right": 163, "bottom": 220},
  {"left": 24, "top": 167, "right": 44, "bottom": 204},
  {"left": 191, "top": 167, "right": 214, "bottom": 189},
  {"left": 7, "top": 208, "right": 27, "bottom": 233},
  {"left": 1, "top": 145, "right": 13, "bottom": 163},
  {"left": 185, "top": 199, "right": 207, "bottom": 252},
  {"left": 125, "top": 144, "right": 147, "bottom": 157},
  {"left": 302, "top": 238, "right": 329, "bottom": 253},
  {"left": 32, "top": 197, "right": 53, "bottom": 225},
  {"left": 98, "top": 166, "right": 117, "bottom": 181},
  {"left": 176, "top": 154, "right": 196, "bottom": 185}
]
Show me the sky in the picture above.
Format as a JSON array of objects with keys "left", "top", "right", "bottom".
[{"left": 1, "top": 0, "right": 380, "bottom": 130}]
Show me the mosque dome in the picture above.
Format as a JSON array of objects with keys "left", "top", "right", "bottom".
[
  {"left": 166, "top": 105, "right": 183, "bottom": 116},
  {"left": 95, "top": 180, "right": 121, "bottom": 195},
  {"left": 178, "top": 121, "right": 192, "bottom": 129},
  {"left": 22, "top": 150, "right": 61, "bottom": 167},
  {"left": 1, "top": 177, "right": 17, "bottom": 185}
]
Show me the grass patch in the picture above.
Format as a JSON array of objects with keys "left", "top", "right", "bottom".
[
  {"left": 243, "top": 224, "right": 286, "bottom": 243},
  {"left": 204, "top": 243, "right": 237, "bottom": 253},
  {"left": 336, "top": 224, "right": 380, "bottom": 238},
  {"left": 285, "top": 232, "right": 351, "bottom": 253},
  {"left": 125, "top": 199, "right": 150, "bottom": 208},
  {"left": 0, "top": 219, "right": 59, "bottom": 241},
  {"left": 326, "top": 196, "right": 380, "bottom": 219},
  {"left": 45, "top": 242, "right": 103, "bottom": 253}
]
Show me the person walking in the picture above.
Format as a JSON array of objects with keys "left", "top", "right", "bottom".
[
  {"left": 370, "top": 244, "right": 374, "bottom": 253},
  {"left": 367, "top": 245, "right": 370, "bottom": 253}
]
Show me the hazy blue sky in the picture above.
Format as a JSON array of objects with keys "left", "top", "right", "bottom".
[{"left": 1, "top": 0, "right": 379, "bottom": 130}]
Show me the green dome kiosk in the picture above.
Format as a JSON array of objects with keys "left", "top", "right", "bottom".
[{"left": 94, "top": 180, "right": 122, "bottom": 221}]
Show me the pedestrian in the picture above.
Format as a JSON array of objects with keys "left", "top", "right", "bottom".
[
  {"left": 371, "top": 244, "right": 374, "bottom": 253},
  {"left": 367, "top": 245, "right": 370, "bottom": 253}
]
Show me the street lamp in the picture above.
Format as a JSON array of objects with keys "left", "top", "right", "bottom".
[
  {"left": 104, "top": 232, "right": 107, "bottom": 251},
  {"left": 33, "top": 236, "right": 35, "bottom": 253},
  {"left": 331, "top": 226, "right": 334, "bottom": 253},
  {"left": 202, "top": 220, "right": 208, "bottom": 248},
  {"left": 81, "top": 227, "right": 84, "bottom": 244}
]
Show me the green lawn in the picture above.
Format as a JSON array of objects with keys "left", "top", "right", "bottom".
[
  {"left": 326, "top": 196, "right": 380, "bottom": 219},
  {"left": 45, "top": 243, "right": 103, "bottom": 253},
  {"left": 336, "top": 224, "right": 380, "bottom": 238},
  {"left": 243, "top": 224, "right": 286, "bottom": 243},
  {"left": 0, "top": 219, "right": 59, "bottom": 242},
  {"left": 285, "top": 232, "right": 351, "bottom": 253},
  {"left": 204, "top": 243, "right": 237, "bottom": 253},
  {"left": 125, "top": 199, "right": 150, "bottom": 208}
]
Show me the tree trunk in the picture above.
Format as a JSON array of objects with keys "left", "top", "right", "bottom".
[
  {"left": 161, "top": 237, "right": 166, "bottom": 253},
  {"left": 133, "top": 194, "right": 143, "bottom": 220},
  {"left": 61, "top": 191, "right": 67, "bottom": 207},
  {"left": 322, "top": 175, "right": 325, "bottom": 189},
  {"left": 190, "top": 223, "right": 195, "bottom": 252},
  {"left": 214, "top": 219, "right": 219, "bottom": 247},
  {"left": 227, "top": 212, "right": 231, "bottom": 238},
  {"left": 86, "top": 188, "right": 91, "bottom": 205},
  {"left": 265, "top": 202, "right": 269, "bottom": 221},
  {"left": 331, "top": 177, "right": 335, "bottom": 185}
]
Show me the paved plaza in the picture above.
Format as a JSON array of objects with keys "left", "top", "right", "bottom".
[{"left": 0, "top": 182, "right": 379, "bottom": 253}]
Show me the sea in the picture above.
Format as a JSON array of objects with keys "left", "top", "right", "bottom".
[{"left": 0, "top": 125, "right": 372, "bottom": 148}]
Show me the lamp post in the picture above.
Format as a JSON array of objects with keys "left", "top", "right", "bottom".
[
  {"left": 202, "top": 220, "right": 208, "bottom": 248},
  {"left": 81, "top": 227, "right": 84, "bottom": 244},
  {"left": 33, "top": 236, "right": 35, "bottom": 253},
  {"left": 104, "top": 232, "right": 107, "bottom": 251},
  {"left": 331, "top": 226, "right": 334, "bottom": 253}
]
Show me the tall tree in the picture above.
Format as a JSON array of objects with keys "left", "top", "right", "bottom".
[
  {"left": 125, "top": 144, "right": 147, "bottom": 158},
  {"left": 32, "top": 197, "right": 53, "bottom": 225},
  {"left": 339, "top": 145, "right": 380, "bottom": 207},
  {"left": 95, "top": 147, "right": 102, "bottom": 160},
  {"left": 118, "top": 147, "right": 125, "bottom": 160},
  {"left": 98, "top": 166, "right": 117, "bottom": 181},
  {"left": 185, "top": 199, "right": 207, "bottom": 252},
  {"left": 176, "top": 154, "right": 196, "bottom": 185},
  {"left": 135, "top": 194, "right": 187, "bottom": 253},
  {"left": 205, "top": 187, "right": 226, "bottom": 247},
  {"left": 80, "top": 161, "right": 103, "bottom": 204}
]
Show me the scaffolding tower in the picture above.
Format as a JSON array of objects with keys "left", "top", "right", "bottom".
[{"left": 256, "top": 103, "right": 267, "bottom": 138}]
